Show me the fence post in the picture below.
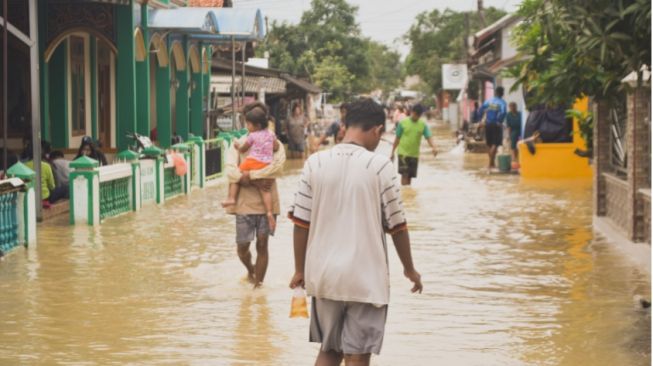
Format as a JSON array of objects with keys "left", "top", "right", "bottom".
[
  {"left": 117, "top": 150, "right": 141, "bottom": 211},
  {"left": 172, "top": 143, "right": 191, "bottom": 195},
  {"left": 6, "top": 162, "right": 36, "bottom": 246},
  {"left": 143, "top": 146, "right": 165, "bottom": 204},
  {"left": 69, "top": 156, "right": 100, "bottom": 226},
  {"left": 188, "top": 135, "right": 205, "bottom": 188}
]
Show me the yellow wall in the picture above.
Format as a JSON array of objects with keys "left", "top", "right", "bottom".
[{"left": 519, "top": 98, "right": 593, "bottom": 179}]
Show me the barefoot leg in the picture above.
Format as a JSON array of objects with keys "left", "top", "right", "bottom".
[{"left": 222, "top": 183, "right": 239, "bottom": 207}]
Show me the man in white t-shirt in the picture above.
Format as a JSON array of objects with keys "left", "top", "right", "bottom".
[{"left": 289, "top": 99, "right": 423, "bottom": 366}]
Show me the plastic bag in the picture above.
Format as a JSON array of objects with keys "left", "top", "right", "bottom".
[
  {"left": 289, "top": 287, "right": 309, "bottom": 318},
  {"left": 171, "top": 152, "right": 188, "bottom": 176}
]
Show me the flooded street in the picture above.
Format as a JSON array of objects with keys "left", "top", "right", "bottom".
[{"left": 0, "top": 123, "right": 650, "bottom": 366}]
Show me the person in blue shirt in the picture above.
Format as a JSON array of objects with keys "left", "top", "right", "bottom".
[{"left": 479, "top": 86, "right": 507, "bottom": 169}]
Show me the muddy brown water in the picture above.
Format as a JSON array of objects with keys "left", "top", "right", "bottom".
[{"left": 0, "top": 123, "right": 649, "bottom": 365}]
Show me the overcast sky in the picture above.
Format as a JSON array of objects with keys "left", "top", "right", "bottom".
[{"left": 233, "top": 0, "right": 523, "bottom": 57}]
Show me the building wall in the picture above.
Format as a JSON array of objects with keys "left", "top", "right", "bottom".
[
  {"left": 594, "top": 86, "right": 651, "bottom": 244},
  {"left": 500, "top": 23, "right": 518, "bottom": 61}
]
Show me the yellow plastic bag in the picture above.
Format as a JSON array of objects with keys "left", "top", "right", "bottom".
[{"left": 290, "top": 287, "right": 309, "bottom": 318}]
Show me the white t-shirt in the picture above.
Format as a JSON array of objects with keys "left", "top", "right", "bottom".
[{"left": 289, "top": 143, "right": 407, "bottom": 305}]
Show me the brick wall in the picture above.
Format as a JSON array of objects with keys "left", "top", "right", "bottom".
[
  {"left": 640, "top": 191, "right": 651, "bottom": 244},
  {"left": 603, "top": 173, "right": 631, "bottom": 234}
]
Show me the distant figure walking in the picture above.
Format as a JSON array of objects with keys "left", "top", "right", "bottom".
[
  {"left": 391, "top": 104, "right": 438, "bottom": 186},
  {"left": 506, "top": 102, "right": 522, "bottom": 164},
  {"left": 479, "top": 86, "right": 507, "bottom": 169}
]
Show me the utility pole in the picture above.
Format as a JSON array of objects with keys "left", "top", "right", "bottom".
[{"left": 477, "top": 0, "right": 485, "bottom": 27}]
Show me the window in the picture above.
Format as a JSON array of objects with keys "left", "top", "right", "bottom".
[
  {"left": 609, "top": 93, "right": 628, "bottom": 178},
  {"left": 70, "top": 36, "right": 86, "bottom": 136}
]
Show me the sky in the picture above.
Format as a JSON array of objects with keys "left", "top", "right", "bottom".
[{"left": 232, "top": 0, "right": 523, "bottom": 57}]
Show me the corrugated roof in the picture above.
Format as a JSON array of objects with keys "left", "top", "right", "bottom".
[
  {"left": 473, "top": 14, "right": 520, "bottom": 48},
  {"left": 281, "top": 74, "right": 321, "bottom": 94},
  {"left": 211, "top": 75, "right": 287, "bottom": 94}
]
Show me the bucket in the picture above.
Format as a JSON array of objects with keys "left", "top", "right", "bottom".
[{"left": 497, "top": 154, "right": 512, "bottom": 173}]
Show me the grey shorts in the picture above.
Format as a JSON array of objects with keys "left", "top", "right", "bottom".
[
  {"left": 235, "top": 215, "right": 275, "bottom": 245},
  {"left": 309, "top": 298, "right": 388, "bottom": 355}
]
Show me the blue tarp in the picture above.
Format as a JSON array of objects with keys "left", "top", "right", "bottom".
[
  {"left": 149, "top": 7, "right": 265, "bottom": 41},
  {"left": 148, "top": 8, "right": 219, "bottom": 34}
]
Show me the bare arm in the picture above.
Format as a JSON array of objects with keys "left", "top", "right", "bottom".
[
  {"left": 391, "top": 136, "right": 400, "bottom": 159},
  {"left": 273, "top": 139, "right": 280, "bottom": 152},
  {"left": 427, "top": 136, "right": 438, "bottom": 156},
  {"left": 391, "top": 229, "right": 423, "bottom": 293},
  {"left": 289, "top": 225, "right": 309, "bottom": 288},
  {"left": 237, "top": 141, "right": 251, "bottom": 153}
]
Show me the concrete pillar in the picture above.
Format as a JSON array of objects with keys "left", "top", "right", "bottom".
[{"left": 69, "top": 156, "right": 100, "bottom": 226}]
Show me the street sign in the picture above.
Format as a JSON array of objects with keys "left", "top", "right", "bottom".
[{"left": 442, "top": 64, "right": 468, "bottom": 90}]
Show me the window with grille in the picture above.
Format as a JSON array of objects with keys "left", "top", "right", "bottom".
[{"left": 609, "top": 93, "right": 628, "bottom": 178}]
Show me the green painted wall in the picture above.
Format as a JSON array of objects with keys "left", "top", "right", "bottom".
[
  {"left": 202, "top": 47, "right": 212, "bottom": 139},
  {"left": 190, "top": 71, "right": 203, "bottom": 137},
  {"left": 155, "top": 64, "right": 171, "bottom": 148},
  {"left": 136, "top": 4, "right": 150, "bottom": 137},
  {"left": 115, "top": 2, "right": 137, "bottom": 150},
  {"left": 49, "top": 41, "right": 68, "bottom": 149},
  {"left": 90, "top": 37, "right": 98, "bottom": 140},
  {"left": 175, "top": 67, "right": 189, "bottom": 140}
]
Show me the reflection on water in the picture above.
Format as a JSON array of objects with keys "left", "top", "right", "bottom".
[{"left": 0, "top": 122, "right": 649, "bottom": 365}]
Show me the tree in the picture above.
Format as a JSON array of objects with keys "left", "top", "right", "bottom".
[
  {"left": 260, "top": 0, "right": 404, "bottom": 101},
  {"left": 404, "top": 8, "right": 506, "bottom": 95},
  {"left": 508, "top": 0, "right": 651, "bottom": 107}
]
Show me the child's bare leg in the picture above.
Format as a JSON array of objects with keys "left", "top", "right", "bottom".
[
  {"left": 261, "top": 189, "right": 276, "bottom": 231},
  {"left": 221, "top": 182, "right": 239, "bottom": 207}
]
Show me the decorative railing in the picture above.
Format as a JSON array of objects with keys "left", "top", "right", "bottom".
[
  {"left": 0, "top": 165, "right": 37, "bottom": 251},
  {"left": 98, "top": 163, "right": 134, "bottom": 220},
  {"left": 0, "top": 190, "right": 19, "bottom": 253},
  {"left": 164, "top": 166, "right": 183, "bottom": 199}
]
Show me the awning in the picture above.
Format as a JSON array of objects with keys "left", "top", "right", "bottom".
[
  {"left": 281, "top": 74, "right": 321, "bottom": 94},
  {"left": 192, "top": 8, "right": 265, "bottom": 42},
  {"left": 211, "top": 75, "right": 286, "bottom": 94},
  {"left": 148, "top": 7, "right": 219, "bottom": 34},
  {"left": 473, "top": 14, "right": 520, "bottom": 48}
]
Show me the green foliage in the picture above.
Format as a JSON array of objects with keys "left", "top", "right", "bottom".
[
  {"left": 404, "top": 8, "right": 507, "bottom": 95},
  {"left": 259, "top": 0, "right": 404, "bottom": 102},
  {"left": 508, "top": 0, "right": 651, "bottom": 107},
  {"left": 567, "top": 109, "right": 594, "bottom": 153}
]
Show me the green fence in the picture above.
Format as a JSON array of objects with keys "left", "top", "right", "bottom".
[
  {"left": 164, "top": 167, "right": 183, "bottom": 199},
  {"left": 99, "top": 177, "right": 131, "bottom": 220},
  {"left": 0, "top": 190, "right": 19, "bottom": 253}
]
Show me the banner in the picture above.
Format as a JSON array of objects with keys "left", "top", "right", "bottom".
[{"left": 442, "top": 64, "right": 468, "bottom": 90}]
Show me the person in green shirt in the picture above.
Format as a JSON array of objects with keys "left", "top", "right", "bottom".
[
  {"left": 391, "top": 104, "right": 438, "bottom": 186},
  {"left": 25, "top": 159, "right": 55, "bottom": 205}
]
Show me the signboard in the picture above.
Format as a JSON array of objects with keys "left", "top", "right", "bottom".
[{"left": 442, "top": 64, "right": 468, "bottom": 90}]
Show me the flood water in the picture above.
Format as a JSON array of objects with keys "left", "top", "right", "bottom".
[{"left": 0, "top": 123, "right": 650, "bottom": 365}]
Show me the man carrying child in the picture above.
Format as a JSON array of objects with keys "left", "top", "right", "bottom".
[{"left": 224, "top": 102, "right": 286, "bottom": 288}]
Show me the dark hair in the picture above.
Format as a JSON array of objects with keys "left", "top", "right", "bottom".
[
  {"left": 344, "top": 98, "right": 385, "bottom": 131},
  {"left": 243, "top": 102, "right": 269, "bottom": 130},
  {"left": 495, "top": 86, "right": 505, "bottom": 98},
  {"left": 411, "top": 104, "right": 425, "bottom": 116},
  {"left": 50, "top": 150, "right": 64, "bottom": 159},
  {"left": 339, "top": 103, "right": 349, "bottom": 112}
]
